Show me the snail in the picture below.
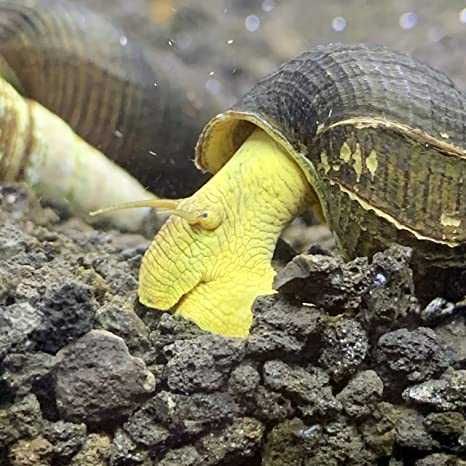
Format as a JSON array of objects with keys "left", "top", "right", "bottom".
[
  {"left": 108, "top": 43, "right": 464, "bottom": 337},
  {"left": 1, "top": 2, "right": 465, "bottom": 338},
  {"left": 0, "top": 0, "right": 217, "bottom": 229}
]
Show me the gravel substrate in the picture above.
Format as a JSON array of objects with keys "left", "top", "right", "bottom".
[{"left": 1, "top": 183, "right": 465, "bottom": 465}]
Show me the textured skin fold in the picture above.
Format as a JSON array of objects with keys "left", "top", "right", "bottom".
[
  {"left": 196, "top": 43, "right": 466, "bottom": 268},
  {"left": 0, "top": 0, "right": 210, "bottom": 196}
]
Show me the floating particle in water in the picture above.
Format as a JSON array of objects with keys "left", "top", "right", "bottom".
[
  {"left": 331, "top": 16, "right": 347, "bottom": 32},
  {"left": 114, "top": 130, "right": 123, "bottom": 138},
  {"left": 245, "top": 15, "right": 261, "bottom": 32},
  {"left": 119, "top": 35, "right": 128, "bottom": 47},
  {"left": 209, "top": 71, "right": 215, "bottom": 76},
  {"left": 460, "top": 8, "right": 466, "bottom": 24},
  {"left": 226, "top": 39, "right": 234, "bottom": 45},
  {"left": 148, "top": 150, "right": 158, "bottom": 157},
  {"left": 167, "top": 39, "right": 175, "bottom": 47},
  {"left": 373, "top": 272, "right": 387, "bottom": 288},
  {"left": 153, "top": 81, "right": 158, "bottom": 87},
  {"left": 399, "top": 12, "right": 418, "bottom": 30},
  {"left": 205, "top": 78, "right": 222, "bottom": 95},
  {"left": 262, "top": 0, "right": 275, "bottom": 13}
]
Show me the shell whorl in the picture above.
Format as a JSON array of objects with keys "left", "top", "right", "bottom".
[{"left": 196, "top": 43, "right": 466, "bottom": 265}]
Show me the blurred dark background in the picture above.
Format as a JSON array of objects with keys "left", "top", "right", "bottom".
[{"left": 75, "top": 0, "right": 465, "bottom": 110}]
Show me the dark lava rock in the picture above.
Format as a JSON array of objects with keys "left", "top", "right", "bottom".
[
  {"left": 228, "top": 363, "right": 260, "bottom": 398},
  {"left": 110, "top": 428, "right": 149, "bottom": 466},
  {"left": 415, "top": 453, "right": 461, "bottom": 465},
  {"left": 262, "top": 418, "right": 309, "bottom": 466},
  {"left": 247, "top": 295, "right": 321, "bottom": 358},
  {"left": 395, "top": 407, "right": 436, "bottom": 451},
  {"left": 94, "top": 298, "right": 151, "bottom": 356},
  {"left": 263, "top": 360, "right": 341, "bottom": 417},
  {"left": 2, "top": 351, "right": 56, "bottom": 397},
  {"left": 158, "top": 446, "right": 201, "bottom": 466},
  {"left": 0, "top": 394, "right": 43, "bottom": 447},
  {"left": 318, "top": 318, "right": 368, "bottom": 382},
  {"left": 336, "top": 370, "right": 384, "bottom": 418},
  {"left": 253, "top": 386, "right": 295, "bottom": 422},
  {"left": 43, "top": 420, "right": 87, "bottom": 461},
  {"left": 69, "top": 433, "right": 112, "bottom": 466},
  {"left": 424, "top": 412, "right": 465, "bottom": 442},
  {"left": 54, "top": 330, "right": 156, "bottom": 425},
  {"left": 274, "top": 253, "right": 372, "bottom": 311},
  {"left": 196, "top": 417, "right": 264, "bottom": 465},
  {"left": 125, "top": 390, "right": 240, "bottom": 441},
  {"left": 434, "top": 316, "right": 466, "bottom": 366},
  {"left": 308, "top": 421, "right": 375, "bottom": 466},
  {"left": 34, "top": 281, "right": 98, "bottom": 354},
  {"left": 164, "top": 334, "right": 244, "bottom": 394},
  {"left": 362, "top": 246, "right": 419, "bottom": 329},
  {"left": 8, "top": 436, "right": 54, "bottom": 466},
  {"left": 403, "top": 369, "right": 466, "bottom": 411},
  {"left": 0, "top": 303, "right": 44, "bottom": 360},
  {"left": 375, "top": 327, "right": 451, "bottom": 393}
]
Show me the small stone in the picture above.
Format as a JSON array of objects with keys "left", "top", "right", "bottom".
[
  {"left": 318, "top": 318, "right": 368, "bottom": 382},
  {"left": 164, "top": 335, "right": 244, "bottom": 394},
  {"left": 421, "top": 297, "right": 456, "bottom": 323},
  {"left": 415, "top": 453, "right": 462, "bottom": 465},
  {"left": 424, "top": 411, "right": 465, "bottom": 438},
  {"left": 336, "top": 370, "right": 384, "bottom": 418},
  {"left": 247, "top": 295, "right": 321, "bottom": 357},
  {"left": 94, "top": 298, "right": 150, "bottom": 356},
  {"left": 110, "top": 428, "right": 149, "bottom": 466},
  {"left": 0, "top": 394, "right": 43, "bottom": 447},
  {"left": 0, "top": 303, "right": 43, "bottom": 359},
  {"left": 42, "top": 420, "right": 87, "bottom": 461},
  {"left": 55, "top": 330, "right": 155, "bottom": 424},
  {"left": 274, "top": 254, "right": 372, "bottom": 311},
  {"left": 253, "top": 386, "right": 295, "bottom": 422},
  {"left": 363, "top": 246, "right": 419, "bottom": 327},
  {"left": 126, "top": 390, "right": 240, "bottom": 440},
  {"left": 34, "top": 281, "right": 97, "bottom": 353},
  {"left": 228, "top": 364, "right": 260, "bottom": 397},
  {"left": 2, "top": 351, "right": 56, "bottom": 397},
  {"left": 262, "top": 418, "right": 309, "bottom": 466},
  {"left": 263, "top": 360, "right": 341, "bottom": 416},
  {"left": 197, "top": 417, "right": 264, "bottom": 465},
  {"left": 376, "top": 327, "right": 451, "bottom": 393},
  {"left": 158, "top": 446, "right": 201, "bottom": 466},
  {"left": 403, "top": 369, "right": 466, "bottom": 411},
  {"left": 395, "top": 408, "right": 436, "bottom": 451},
  {"left": 69, "top": 433, "right": 112, "bottom": 466},
  {"left": 9, "top": 436, "right": 53, "bottom": 466}
]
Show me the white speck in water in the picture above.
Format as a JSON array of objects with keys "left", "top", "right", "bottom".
[
  {"left": 148, "top": 150, "right": 158, "bottom": 157},
  {"left": 224, "top": 8, "right": 228, "bottom": 14},
  {"left": 261, "top": 0, "right": 275, "bottom": 13},
  {"left": 226, "top": 39, "right": 234, "bottom": 45},
  {"left": 114, "top": 130, "right": 123, "bottom": 138},
  {"left": 460, "top": 8, "right": 466, "bottom": 24},
  {"left": 245, "top": 15, "right": 261, "bottom": 32},
  {"left": 119, "top": 35, "right": 128, "bottom": 47},
  {"left": 331, "top": 16, "right": 347, "bottom": 32},
  {"left": 399, "top": 12, "right": 418, "bottom": 30},
  {"left": 167, "top": 39, "right": 175, "bottom": 47},
  {"left": 209, "top": 71, "right": 215, "bottom": 76},
  {"left": 205, "top": 78, "right": 222, "bottom": 95},
  {"left": 153, "top": 81, "right": 158, "bottom": 87}
]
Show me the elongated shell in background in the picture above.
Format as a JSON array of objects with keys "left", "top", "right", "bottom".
[{"left": 0, "top": 0, "right": 219, "bottom": 197}]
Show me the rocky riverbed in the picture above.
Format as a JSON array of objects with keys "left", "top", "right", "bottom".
[{"left": 1, "top": 183, "right": 465, "bottom": 465}]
